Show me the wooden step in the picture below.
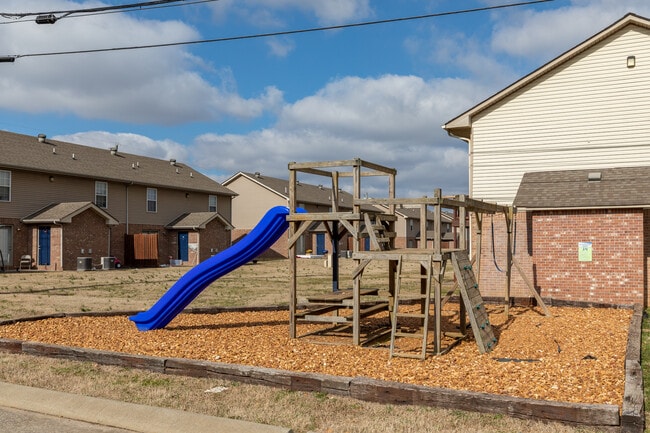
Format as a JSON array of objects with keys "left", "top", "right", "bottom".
[
  {"left": 394, "top": 331, "right": 425, "bottom": 339},
  {"left": 395, "top": 312, "right": 426, "bottom": 319},
  {"left": 391, "top": 352, "right": 426, "bottom": 360}
]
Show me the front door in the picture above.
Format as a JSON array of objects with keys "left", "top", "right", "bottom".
[
  {"left": 178, "top": 232, "right": 189, "bottom": 262},
  {"left": 0, "top": 226, "right": 12, "bottom": 267},
  {"left": 38, "top": 226, "right": 51, "bottom": 266},
  {"left": 316, "top": 233, "right": 326, "bottom": 255}
]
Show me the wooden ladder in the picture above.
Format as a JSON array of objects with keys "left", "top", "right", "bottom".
[
  {"left": 451, "top": 250, "right": 497, "bottom": 354},
  {"left": 389, "top": 256, "right": 432, "bottom": 360},
  {"left": 364, "top": 213, "right": 392, "bottom": 251}
]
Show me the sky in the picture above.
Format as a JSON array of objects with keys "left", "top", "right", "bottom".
[{"left": 1, "top": 0, "right": 650, "bottom": 198}]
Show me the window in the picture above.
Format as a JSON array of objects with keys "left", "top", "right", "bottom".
[
  {"left": 0, "top": 170, "right": 10, "bottom": 202},
  {"left": 208, "top": 195, "right": 217, "bottom": 212},
  {"left": 95, "top": 181, "right": 108, "bottom": 208},
  {"left": 146, "top": 188, "right": 157, "bottom": 213}
]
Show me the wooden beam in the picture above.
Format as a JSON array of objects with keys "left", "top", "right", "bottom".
[
  {"left": 287, "top": 221, "right": 311, "bottom": 248},
  {"left": 511, "top": 256, "right": 551, "bottom": 316},
  {"left": 364, "top": 213, "right": 381, "bottom": 251},
  {"left": 338, "top": 218, "right": 357, "bottom": 239},
  {"left": 286, "top": 212, "right": 362, "bottom": 222},
  {"left": 352, "top": 258, "right": 372, "bottom": 279},
  {"left": 454, "top": 194, "right": 508, "bottom": 214}
]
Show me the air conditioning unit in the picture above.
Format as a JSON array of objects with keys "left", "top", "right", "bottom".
[
  {"left": 77, "top": 257, "right": 92, "bottom": 271},
  {"left": 101, "top": 256, "right": 115, "bottom": 270}
]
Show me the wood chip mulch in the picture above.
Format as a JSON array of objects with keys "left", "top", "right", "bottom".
[{"left": 0, "top": 305, "right": 632, "bottom": 407}]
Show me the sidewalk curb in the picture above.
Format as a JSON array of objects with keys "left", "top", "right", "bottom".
[{"left": 0, "top": 382, "right": 292, "bottom": 433}]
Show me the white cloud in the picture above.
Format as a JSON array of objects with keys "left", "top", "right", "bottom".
[
  {"left": 266, "top": 37, "right": 296, "bottom": 58},
  {"left": 209, "top": 0, "right": 372, "bottom": 26},
  {"left": 0, "top": 1, "right": 282, "bottom": 124},
  {"left": 188, "top": 74, "right": 477, "bottom": 197},
  {"left": 57, "top": 73, "right": 478, "bottom": 197},
  {"left": 491, "top": 0, "right": 650, "bottom": 62},
  {"left": 53, "top": 131, "right": 189, "bottom": 162}
]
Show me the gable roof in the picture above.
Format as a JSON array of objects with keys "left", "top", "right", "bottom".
[
  {"left": 21, "top": 202, "right": 119, "bottom": 225},
  {"left": 223, "top": 171, "right": 376, "bottom": 210},
  {"left": 513, "top": 166, "right": 650, "bottom": 209},
  {"left": 165, "top": 212, "right": 233, "bottom": 230},
  {"left": 443, "top": 13, "right": 650, "bottom": 139},
  {"left": 0, "top": 130, "right": 235, "bottom": 196}
]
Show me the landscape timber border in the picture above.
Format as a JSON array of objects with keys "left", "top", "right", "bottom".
[{"left": 0, "top": 303, "right": 643, "bottom": 433}]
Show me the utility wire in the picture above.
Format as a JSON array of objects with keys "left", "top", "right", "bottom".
[
  {"left": 0, "top": 0, "right": 187, "bottom": 19},
  {"left": 0, "top": 0, "right": 219, "bottom": 25},
  {"left": 5, "top": 0, "right": 554, "bottom": 60}
]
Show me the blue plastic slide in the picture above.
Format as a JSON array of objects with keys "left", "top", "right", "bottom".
[{"left": 130, "top": 206, "right": 302, "bottom": 331}]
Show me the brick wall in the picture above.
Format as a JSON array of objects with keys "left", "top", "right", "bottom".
[
  {"left": 475, "top": 209, "right": 645, "bottom": 306},
  {"left": 195, "top": 220, "right": 231, "bottom": 263},
  {"left": 62, "top": 210, "right": 111, "bottom": 270}
]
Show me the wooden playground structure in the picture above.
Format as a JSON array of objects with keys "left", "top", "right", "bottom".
[{"left": 286, "top": 159, "right": 548, "bottom": 358}]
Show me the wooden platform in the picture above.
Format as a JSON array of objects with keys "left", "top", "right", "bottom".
[{"left": 353, "top": 249, "right": 458, "bottom": 262}]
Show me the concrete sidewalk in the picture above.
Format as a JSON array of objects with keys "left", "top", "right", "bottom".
[{"left": 0, "top": 382, "right": 293, "bottom": 433}]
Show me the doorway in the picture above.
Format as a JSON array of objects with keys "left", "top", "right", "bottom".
[
  {"left": 178, "top": 231, "right": 189, "bottom": 262},
  {"left": 38, "top": 226, "right": 51, "bottom": 266}
]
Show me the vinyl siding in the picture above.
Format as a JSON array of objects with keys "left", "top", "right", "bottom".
[
  {"left": 471, "top": 26, "right": 650, "bottom": 204},
  {"left": 228, "top": 177, "right": 287, "bottom": 229},
  {"left": 0, "top": 169, "right": 231, "bottom": 227}
]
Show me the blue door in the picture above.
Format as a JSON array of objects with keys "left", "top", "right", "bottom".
[
  {"left": 316, "top": 233, "right": 326, "bottom": 255},
  {"left": 38, "top": 226, "right": 51, "bottom": 265},
  {"left": 178, "top": 232, "right": 189, "bottom": 262}
]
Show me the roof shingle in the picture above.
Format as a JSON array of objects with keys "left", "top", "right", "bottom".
[
  {"left": 0, "top": 130, "right": 235, "bottom": 195},
  {"left": 513, "top": 166, "right": 650, "bottom": 209}
]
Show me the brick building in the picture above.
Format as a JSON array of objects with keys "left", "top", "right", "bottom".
[
  {"left": 0, "top": 131, "right": 235, "bottom": 271},
  {"left": 444, "top": 14, "right": 650, "bottom": 307}
]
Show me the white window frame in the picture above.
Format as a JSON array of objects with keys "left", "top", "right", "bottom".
[
  {"left": 208, "top": 195, "right": 217, "bottom": 212},
  {"left": 95, "top": 181, "right": 108, "bottom": 209},
  {"left": 0, "top": 170, "right": 10, "bottom": 202},
  {"left": 146, "top": 188, "right": 157, "bottom": 213}
]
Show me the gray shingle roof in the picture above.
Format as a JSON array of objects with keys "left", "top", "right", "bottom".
[
  {"left": 227, "top": 172, "right": 376, "bottom": 210},
  {"left": 513, "top": 166, "right": 650, "bottom": 209},
  {"left": 0, "top": 130, "right": 235, "bottom": 195},
  {"left": 165, "top": 212, "right": 233, "bottom": 230},
  {"left": 21, "top": 201, "right": 118, "bottom": 225}
]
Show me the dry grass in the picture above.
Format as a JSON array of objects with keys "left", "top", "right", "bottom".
[{"left": 0, "top": 259, "right": 614, "bottom": 432}]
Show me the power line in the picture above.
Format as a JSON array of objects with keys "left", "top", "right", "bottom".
[
  {"left": 4, "top": 0, "right": 555, "bottom": 61},
  {"left": 0, "top": 0, "right": 219, "bottom": 24},
  {"left": 0, "top": 0, "right": 187, "bottom": 19}
]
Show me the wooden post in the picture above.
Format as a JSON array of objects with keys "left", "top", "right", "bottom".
[
  {"left": 474, "top": 211, "right": 483, "bottom": 286},
  {"left": 504, "top": 207, "right": 513, "bottom": 317},
  {"left": 458, "top": 204, "right": 467, "bottom": 334},
  {"left": 288, "top": 167, "right": 298, "bottom": 338},
  {"left": 352, "top": 162, "right": 361, "bottom": 345},
  {"left": 433, "top": 188, "right": 442, "bottom": 355},
  {"left": 420, "top": 202, "right": 427, "bottom": 249},
  {"left": 331, "top": 170, "right": 340, "bottom": 292}
]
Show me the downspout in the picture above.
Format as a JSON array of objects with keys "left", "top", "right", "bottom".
[
  {"left": 125, "top": 183, "right": 131, "bottom": 235},
  {"left": 445, "top": 128, "right": 473, "bottom": 254}
]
